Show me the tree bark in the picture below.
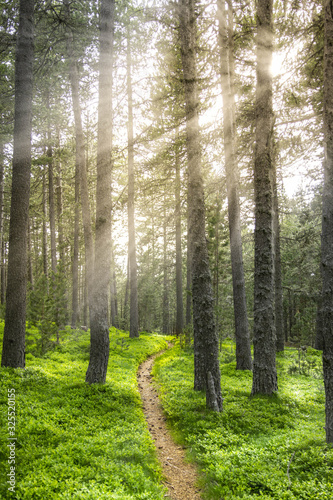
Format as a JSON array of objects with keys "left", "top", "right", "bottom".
[
  {"left": 71, "top": 151, "right": 80, "bottom": 327},
  {"left": 218, "top": 0, "right": 252, "bottom": 370},
  {"left": 86, "top": 0, "right": 115, "bottom": 384},
  {"left": 47, "top": 91, "right": 57, "bottom": 275},
  {"left": 185, "top": 204, "right": 192, "bottom": 326},
  {"left": 321, "top": 0, "right": 333, "bottom": 444},
  {"left": 127, "top": 26, "right": 139, "bottom": 338},
  {"left": 178, "top": 0, "right": 222, "bottom": 411},
  {"left": 273, "top": 168, "right": 284, "bottom": 352},
  {"left": 110, "top": 239, "right": 118, "bottom": 328},
  {"left": 1, "top": 0, "right": 34, "bottom": 368},
  {"left": 42, "top": 166, "right": 49, "bottom": 293},
  {"left": 0, "top": 141, "right": 4, "bottom": 302},
  {"left": 65, "top": 0, "right": 94, "bottom": 316},
  {"left": 162, "top": 198, "right": 169, "bottom": 334},
  {"left": 251, "top": 0, "right": 278, "bottom": 395},
  {"left": 175, "top": 132, "right": 184, "bottom": 335}
]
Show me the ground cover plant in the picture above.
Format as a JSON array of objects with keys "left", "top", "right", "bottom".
[
  {"left": 0, "top": 322, "right": 169, "bottom": 499},
  {"left": 153, "top": 341, "right": 333, "bottom": 499}
]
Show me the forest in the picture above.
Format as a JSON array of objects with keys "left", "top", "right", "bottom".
[{"left": 1, "top": 0, "right": 333, "bottom": 498}]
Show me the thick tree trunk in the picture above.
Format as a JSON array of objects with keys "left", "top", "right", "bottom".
[
  {"left": 178, "top": 0, "right": 222, "bottom": 411},
  {"left": 127, "top": 28, "right": 139, "bottom": 338},
  {"left": 1, "top": 0, "right": 34, "bottom": 368},
  {"left": 321, "top": 0, "right": 333, "bottom": 444},
  {"left": 218, "top": 0, "right": 252, "bottom": 370},
  {"left": 273, "top": 168, "right": 284, "bottom": 352},
  {"left": 86, "top": 0, "right": 115, "bottom": 384},
  {"left": 251, "top": 0, "right": 278, "bottom": 395},
  {"left": 175, "top": 133, "right": 184, "bottom": 335}
]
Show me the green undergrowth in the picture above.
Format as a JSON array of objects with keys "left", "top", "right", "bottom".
[
  {"left": 0, "top": 321, "right": 169, "bottom": 499},
  {"left": 153, "top": 342, "right": 332, "bottom": 500}
]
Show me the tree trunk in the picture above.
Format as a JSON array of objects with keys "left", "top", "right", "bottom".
[
  {"left": 1, "top": 0, "right": 34, "bottom": 368},
  {"left": 127, "top": 26, "right": 139, "bottom": 338},
  {"left": 47, "top": 91, "right": 57, "bottom": 275},
  {"left": 86, "top": 0, "right": 115, "bottom": 384},
  {"left": 42, "top": 166, "right": 49, "bottom": 293},
  {"left": 162, "top": 199, "right": 169, "bottom": 334},
  {"left": 56, "top": 130, "right": 65, "bottom": 267},
  {"left": 185, "top": 205, "right": 192, "bottom": 326},
  {"left": 71, "top": 152, "right": 80, "bottom": 328},
  {"left": 65, "top": 0, "right": 94, "bottom": 316},
  {"left": 175, "top": 132, "right": 184, "bottom": 335},
  {"left": 321, "top": 0, "right": 333, "bottom": 444},
  {"left": 251, "top": 0, "right": 278, "bottom": 395},
  {"left": 217, "top": 0, "right": 252, "bottom": 370},
  {"left": 27, "top": 218, "right": 33, "bottom": 289},
  {"left": 0, "top": 141, "right": 4, "bottom": 302},
  {"left": 110, "top": 239, "right": 118, "bottom": 328},
  {"left": 273, "top": 167, "right": 284, "bottom": 352},
  {"left": 178, "top": 0, "right": 222, "bottom": 411}
]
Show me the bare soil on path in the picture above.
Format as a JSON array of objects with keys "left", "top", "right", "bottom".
[{"left": 137, "top": 347, "right": 202, "bottom": 500}]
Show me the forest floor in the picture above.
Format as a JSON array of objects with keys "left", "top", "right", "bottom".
[{"left": 137, "top": 346, "right": 203, "bottom": 500}]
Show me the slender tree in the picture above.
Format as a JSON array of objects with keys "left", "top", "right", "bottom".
[
  {"left": 127, "top": 23, "right": 139, "bottom": 338},
  {"left": 175, "top": 132, "right": 184, "bottom": 335},
  {"left": 321, "top": 0, "right": 333, "bottom": 444},
  {"left": 86, "top": 0, "right": 115, "bottom": 384},
  {"left": 178, "top": 0, "right": 222, "bottom": 411},
  {"left": 217, "top": 0, "right": 252, "bottom": 370},
  {"left": 251, "top": 0, "right": 278, "bottom": 395},
  {"left": 1, "top": 0, "right": 34, "bottom": 368}
]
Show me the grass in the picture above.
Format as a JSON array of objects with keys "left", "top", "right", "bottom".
[
  {"left": 0, "top": 322, "right": 169, "bottom": 499},
  {"left": 152, "top": 341, "right": 333, "bottom": 500}
]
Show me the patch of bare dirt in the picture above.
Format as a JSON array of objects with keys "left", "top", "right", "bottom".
[{"left": 137, "top": 347, "right": 202, "bottom": 500}]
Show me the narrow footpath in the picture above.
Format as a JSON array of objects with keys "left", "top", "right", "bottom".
[{"left": 137, "top": 348, "right": 202, "bottom": 500}]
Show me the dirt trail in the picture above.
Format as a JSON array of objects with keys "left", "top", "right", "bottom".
[{"left": 137, "top": 348, "right": 202, "bottom": 500}]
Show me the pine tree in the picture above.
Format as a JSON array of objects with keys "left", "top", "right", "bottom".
[{"left": 1, "top": 0, "right": 34, "bottom": 368}]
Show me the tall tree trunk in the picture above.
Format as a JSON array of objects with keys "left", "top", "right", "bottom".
[
  {"left": 71, "top": 154, "right": 80, "bottom": 327},
  {"left": 321, "top": 0, "right": 333, "bottom": 444},
  {"left": 1, "top": 239, "right": 6, "bottom": 305},
  {"left": 110, "top": 239, "right": 118, "bottom": 327},
  {"left": 86, "top": 0, "right": 115, "bottom": 384},
  {"left": 178, "top": 0, "right": 222, "bottom": 411},
  {"left": 42, "top": 166, "right": 49, "bottom": 293},
  {"left": 175, "top": 133, "right": 184, "bottom": 335},
  {"left": 0, "top": 141, "right": 4, "bottom": 302},
  {"left": 27, "top": 218, "right": 33, "bottom": 289},
  {"left": 65, "top": 0, "right": 94, "bottom": 315},
  {"left": 185, "top": 205, "right": 192, "bottom": 326},
  {"left": 251, "top": 0, "right": 278, "bottom": 395},
  {"left": 162, "top": 199, "right": 169, "bottom": 334},
  {"left": 273, "top": 168, "right": 284, "bottom": 352},
  {"left": 127, "top": 27, "right": 139, "bottom": 338},
  {"left": 1, "top": 0, "right": 34, "bottom": 368},
  {"left": 56, "top": 130, "right": 65, "bottom": 267},
  {"left": 47, "top": 91, "right": 57, "bottom": 275},
  {"left": 218, "top": 0, "right": 252, "bottom": 370}
]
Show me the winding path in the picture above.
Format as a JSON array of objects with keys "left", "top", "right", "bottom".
[{"left": 137, "top": 348, "right": 202, "bottom": 500}]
